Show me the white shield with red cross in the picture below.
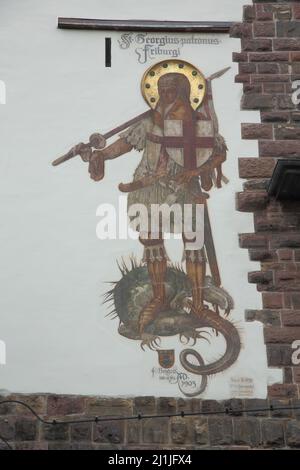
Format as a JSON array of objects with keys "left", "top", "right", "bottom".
[{"left": 163, "top": 116, "right": 215, "bottom": 169}]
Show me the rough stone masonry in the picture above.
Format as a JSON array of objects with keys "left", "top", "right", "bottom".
[
  {"left": 0, "top": 394, "right": 300, "bottom": 449},
  {"left": 232, "top": 0, "right": 300, "bottom": 403}
]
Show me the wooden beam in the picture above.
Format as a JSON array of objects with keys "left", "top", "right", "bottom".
[{"left": 57, "top": 18, "right": 233, "bottom": 33}]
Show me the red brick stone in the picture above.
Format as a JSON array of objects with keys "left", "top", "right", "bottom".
[
  {"left": 257, "top": 63, "right": 279, "bottom": 74},
  {"left": 259, "top": 140, "right": 300, "bottom": 157},
  {"left": 47, "top": 395, "right": 85, "bottom": 416},
  {"left": 243, "top": 5, "right": 255, "bottom": 22},
  {"left": 254, "top": 21, "right": 275, "bottom": 37},
  {"left": 239, "top": 63, "right": 256, "bottom": 74},
  {"left": 142, "top": 418, "right": 169, "bottom": 444},
  {"left": 235, "top": 74, "right": 250, "bottom": 84},
  {"left": 273, "top": 5, "right": 292, "bottom": 21},
  {"left": 9, "top": 394, "right": 47, "bottom": 416},
  {"left": 238, "top": 157, "right": 276, "bottom": 178},
  {"left": 245, "top": 309, "right": 281, "bottom": 327},
  {"left": 86, "top": 397, "right": 133, "bottom": 416},
  {"left": 279, "top": 63, "right": 289, "bottom": 74},
  {"left": 15, "top": 441, "right": 49, "bottom": 450},
  {"left": 292, "top": 73, "right": 300, "bottom": 81},
  {"left": 277, "top": 20, "right": 300, "bottom": 38},
  {"left": 243, "top": 178, "right": 269, "bottom": 191},
  {"left": 291, "top": 293, "right": 300, "bottom": 309},
  {"left": 277, "top": 95, "right": 297, "bottom": 110},
  {"left": 70, "top": 423, "right": 92, "bottom": 442},
  {"left": 267, "top": 343, "right": 294, "bottom": 366},
  {"left": 291, "top": 51, "right": 300, "bottom": 62},
  {"left": 281, "top": 310, "right": 300, "bottom": 324},
  {"left": 293, "top": 368, "right": 300, "bottom": 384},
  {"left": 264, "top": 83, "right": 285, "bottom": 94},
  {"left": 248, "top": 270, "right": 273, "bottom": 285},
  {"left": 284, "top": 367, "right": 294, "bottom": 384},
  {"left": 262, "top": 419, "right": 285, "bottom": 447},
  {"left": 286, "top": 82, "right": 295, "bottom": 94},
  {"left": 264, "top": 327, "right": 300, "bottom": 344},
  {"left": 255, "top": 4, "right": 273, "bottom": 21},
  {"left": 284, "top": 293, "right": 293, "bottom": 309},
  {"left": 241, "top": 38, "right": 272, "bottom": 51},
  {"left": 274, "top": 38, "right": 300, "bottom": 51},
  {"left": 236, "top": 191, "right": 269, "bottom": 212},
  {"left": 292, "top": 62, "right": 300, "bottom": 75},
  {"left": 270, "top": 234, "right": 300, "bottom": 250},
  {"left": 291, "top": 111, "right": 300, "bottom": 122},
  {"left": 268, "top": 384, "right": 298, "bottom": 399},
  {"left": 239, "top": 233, "right": 268, "bottom": 249},
  {"left": 133, "top": 397, "right": 156, "bottom": 414},
  {"left": 93, "top": 420, "right": 125, "bottom": 444},
  {"left": 254, "top": 213, "right": 299, "bottom": 232},
  {"left": 241, "top": 123, "right": 273, "bottom": 140},
  {"left": 261, "top": 111, "right": 290, "bottom": 122},
  {"left": 249, "top": 52, "right": 289, "bottom": 62},
  {"left": 252, "top": 74, "right": 290, "bottom": 83},
  {"left": 230, "top": 22, "right": 253, "bottom": 38},
  {"left": 242, "top": 93, "right": 275, "bottom": 110},
  {"left": 293, "top": 4, "right": 300, "bottom": 20},
  {"left": 233, "top": 418, "right": 261, "bottom": 447},
  {"left": 277, "top": 249, "right": 294, "bottom": 261},
  {"left": 275, "top": 124, "right": 300, "bottom": 140},
  {"left": 256, "top": 212, "right": 300, "bottom": 233},
  {"left": 243, "top": 84, "right": 263, "bottom": 94},
  {"left": 249, "top": 250, "right": 276, "bottom": 262},
  {"left": 232, "top": 52, "right": 248, "bottom": 63},
  {"left": 262, "top": 292, "right": 284, "bottom": 309}
]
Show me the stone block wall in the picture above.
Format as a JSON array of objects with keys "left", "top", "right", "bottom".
[
  {"left": 231, "top": 0, "right": 300, "bottom": 401},
  {"left": 0, "top": 394, "right": 300, "bottom": 449}
]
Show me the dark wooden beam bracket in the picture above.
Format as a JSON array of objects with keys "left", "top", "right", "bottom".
[
  {"left": 58, "top": 18, "right": 233, "bottom": 33},
  {"left": 268, "top": 159, "right": 300, "bottom": 200}
]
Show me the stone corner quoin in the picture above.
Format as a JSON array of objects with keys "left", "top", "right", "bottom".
[{"left": 232, "top": 1, "right": 300, "bottom": 401}]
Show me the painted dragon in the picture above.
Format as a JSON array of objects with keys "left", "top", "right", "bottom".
[{"left": 104, "top": 260, "right": 241, "bottom": 396}]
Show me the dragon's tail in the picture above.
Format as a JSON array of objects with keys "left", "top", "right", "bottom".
[{"left": 179, "top": 308, "right": 241, "bottom": 377}]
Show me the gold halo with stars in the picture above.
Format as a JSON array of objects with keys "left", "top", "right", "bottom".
[{"left": 141, "top": 59, "right": 206, "bottom": 111}]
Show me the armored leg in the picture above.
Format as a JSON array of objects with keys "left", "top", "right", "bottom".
[
  {"left": 184, "top": 239, "right": 206, "bottom": 314},
  {"left": 138, "top": 235, "right": 168, "bottom": 334}
]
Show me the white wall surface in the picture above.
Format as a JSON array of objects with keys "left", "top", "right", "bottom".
[{"left": 0, "top": 0, "right": 282, "bottom": 398}]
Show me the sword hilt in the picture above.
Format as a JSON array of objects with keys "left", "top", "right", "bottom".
[{"left": 52, "top": 133, "right": 106, "bottom": 166}]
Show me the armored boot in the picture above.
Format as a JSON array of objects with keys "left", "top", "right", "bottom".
[
  {"left": 185, "top": 249, "right": 206, "bottom": 315},
  {"left": 139, "top": 236, "right": 168, "bottom": 335}
]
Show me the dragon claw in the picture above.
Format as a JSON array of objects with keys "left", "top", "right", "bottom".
[
  {"left": 140, "top": 334, "right": 161, "bottom": 351},
  {"left": 224, "top": 307, "right": 231, "bottom": 317},
  {"left": 179, "top": 329, "right": 211, "bottom": 346}
]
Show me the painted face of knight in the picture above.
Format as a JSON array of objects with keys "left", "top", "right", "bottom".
[{"left": 158, "top": 84, "right": 178, "bottom": 105}]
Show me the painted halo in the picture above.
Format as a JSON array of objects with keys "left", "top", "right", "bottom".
[{"left": 141, "top": 59, "right": 206, "bottom": 111}]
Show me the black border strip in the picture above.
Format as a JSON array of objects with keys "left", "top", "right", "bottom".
[{"left": 57, "top": 18, "right": 233, "bottom": 33}]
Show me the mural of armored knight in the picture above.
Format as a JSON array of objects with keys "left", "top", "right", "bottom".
[
  {"left": 90, "top": 61, "right": 226, "bottom": 322},
  {"left": 53, "top": 60, "right": 241, "bottom": 396}
]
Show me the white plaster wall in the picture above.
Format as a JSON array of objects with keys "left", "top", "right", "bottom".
[{"left": 0, "top": 0, "right": 282, "bottom": 397}]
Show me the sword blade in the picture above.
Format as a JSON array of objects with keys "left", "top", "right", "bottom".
[{"left": 204, "top": 202, "right": 221, "bottom": 287}]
